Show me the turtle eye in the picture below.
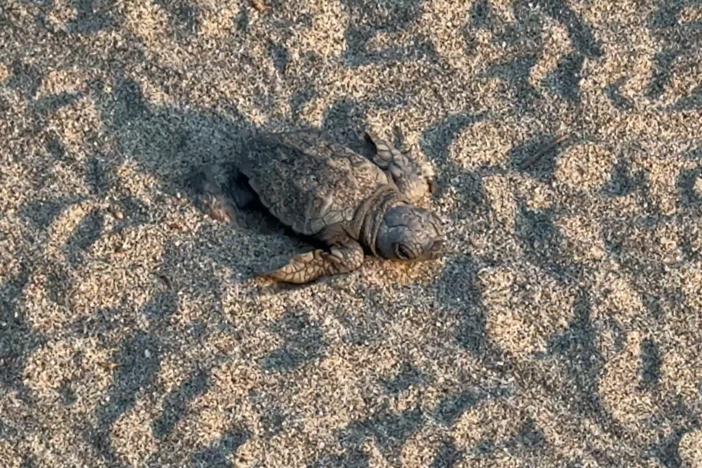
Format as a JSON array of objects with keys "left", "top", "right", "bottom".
[{"left": 396, "top": 244, "right": 413, "bottom": 260}]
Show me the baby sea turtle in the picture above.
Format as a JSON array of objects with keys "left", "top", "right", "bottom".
[{"left": 198, "top": 130, "right": 444, "bottom": 284}]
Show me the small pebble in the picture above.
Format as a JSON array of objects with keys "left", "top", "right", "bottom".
[
  {"left": 109, "top": 206, "right": 124, "bottom": 219},
  {"left": 250, "top": 0, "right": 267, "bottom": 12}
]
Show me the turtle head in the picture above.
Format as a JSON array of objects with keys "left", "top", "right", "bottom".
[{"left": 375, "top": 204, "right": 444, "bottom": 261}]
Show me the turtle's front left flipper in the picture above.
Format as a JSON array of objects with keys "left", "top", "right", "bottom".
[
  {"left": 260, "top": 240, "right": 364, "bottom": 284},
  {"left": 365, "top": 130, "right": 435, "bottom": 204}
]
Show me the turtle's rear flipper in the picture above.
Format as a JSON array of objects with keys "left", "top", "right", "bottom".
[
  {"left": 228, "top": 167, "right": 258, "bottom": 209},
  {"left": 259, "top": 241, "right": 364, "bottom": 284},
  {"left": 189, "top": 165, "right": 238, "bottom": 224}
]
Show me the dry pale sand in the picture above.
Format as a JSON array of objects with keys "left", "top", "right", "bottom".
[{"left": 1, "top": 0, "right": 702, "bottom": 466}]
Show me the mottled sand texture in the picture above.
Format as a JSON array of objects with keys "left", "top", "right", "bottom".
[{"left": 1, "top": 0, "right": 702, "bottom": 466}]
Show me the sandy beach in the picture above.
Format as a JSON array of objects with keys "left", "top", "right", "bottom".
[{"left": 1, "top": 0, "right": 701, "bottom": 466}]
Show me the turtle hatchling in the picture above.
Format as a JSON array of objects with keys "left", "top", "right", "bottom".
[{"left": 198, "top": 130, "right": 445, "bottom": 284}]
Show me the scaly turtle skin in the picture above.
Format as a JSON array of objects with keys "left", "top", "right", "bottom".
[{"left": 199, "top": 130, "right": 444, "bottom": 284}]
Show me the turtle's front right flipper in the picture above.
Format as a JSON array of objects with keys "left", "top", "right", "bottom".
[{"left": 260, "top": 241, "right": 364, "bottom": 284}]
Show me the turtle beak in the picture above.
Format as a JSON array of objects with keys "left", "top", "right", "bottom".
[{"left": 429, "top": 239, "right": 444, "bottom": 259}]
